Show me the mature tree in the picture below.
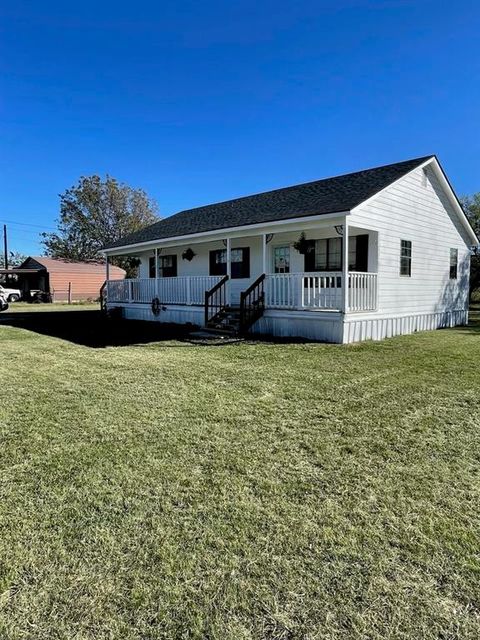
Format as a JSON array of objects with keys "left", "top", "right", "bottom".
[
  {"left": 461, "top": 194, "right": 480, "bottom": 298},
  {"left": 42, "top": 175, "right": 159, "bottom": 276}
]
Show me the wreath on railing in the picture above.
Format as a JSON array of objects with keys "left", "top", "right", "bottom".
[{"left": 151, "top": 297, "right": 161, "bottom": 315}]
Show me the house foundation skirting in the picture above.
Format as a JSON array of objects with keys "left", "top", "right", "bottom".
[
  {"left": 342, "top": 309, "right": 468, "bottom": 343},
  {"left": 106, "top": 303, "right": 468, "bottom": 344},
  {"left": 112, "top": 303, "right": 205, "bottom": 326},
  {"left": 253, "top": 310, "right": 343, "bottom": 343}
]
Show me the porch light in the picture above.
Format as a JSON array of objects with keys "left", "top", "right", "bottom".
[{"left": 334, "top": 225, "right": 344, "bottom": 236}]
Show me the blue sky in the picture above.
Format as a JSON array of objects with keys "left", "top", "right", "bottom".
[{"left": 1, "top": 0, "right": 479, "bottom": 255}]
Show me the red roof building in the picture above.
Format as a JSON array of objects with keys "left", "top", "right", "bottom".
[{"left": 1, "top": 256, "right": 125, "bottom": 301}]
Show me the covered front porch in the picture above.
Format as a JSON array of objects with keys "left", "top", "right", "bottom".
[
  {"left": 106, "top": 271, "right": 378, "bottom": 313},
  {"left": 104, "top": 214, "right": 379, "bottom": 334}
]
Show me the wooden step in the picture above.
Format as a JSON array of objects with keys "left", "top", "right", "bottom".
[{"left": 203, "top": 326, "right": 238, "bottom": 336}]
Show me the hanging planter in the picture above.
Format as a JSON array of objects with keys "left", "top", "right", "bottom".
[
  {"left": 182, "top": 248, "right": 196, "bottom": 261},
  {"left": 293, "top": 232, "right": 311, "bottom": 255}
]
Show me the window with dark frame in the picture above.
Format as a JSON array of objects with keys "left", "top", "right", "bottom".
[
  {"left": 209, "top": 248, "right": 250, "bottom": 279},
  {"left": 304, "top": 235, "right": 368, "bottom": 272},
  {"left": 400, "top": 240, "right": 412, "bottom": 276},
  {"left": 449, "top": 248, "right": 458, "bottom": 279},
  {"left": 149, "top": 254, "right": 178, "bottom": 278}
]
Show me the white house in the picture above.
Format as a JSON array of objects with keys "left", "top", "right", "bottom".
[{"left": 103, "top": 155, "right": 478, "bottom": 343}]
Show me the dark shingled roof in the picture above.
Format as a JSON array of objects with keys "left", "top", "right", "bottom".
[{"left": 106, "top": 156, "right": 434, "bottom": 249}]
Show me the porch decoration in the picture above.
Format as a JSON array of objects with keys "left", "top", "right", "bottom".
[
  {"left": 151, "top": 297, "right": 161, "bottom": 315},
  {"left": 293, "top": 232, "right": 311, "bottom": 255},
  {"left": 182, "top": 248, "right": 196, "bottom": 261}
]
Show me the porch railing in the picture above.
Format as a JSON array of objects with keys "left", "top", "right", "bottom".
[
  {"left": 239, "top": 274, "right": 265, "bottom": 333},
  {"left": 106, "top": 272, "right": 378, "bottom": 312},
  {"left": 205, "top": 275, "right": 229, "bottom": 326},
  {"left": 265, "top": 272, "right": 377, "bottom": 312},
  {"left": 348, "top": 272, "right": 378, "bottom": 312},
  {"left": 107, "top": 276, "right": 222, "bottom": 305}
]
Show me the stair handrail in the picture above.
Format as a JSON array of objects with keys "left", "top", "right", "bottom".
[
  {"left": 205, "top": 275, "right": 229, "bottom": 326},
  {"left": 100, "top": 280, "right": 107, "bottom": 312},
  {"left": 239, "top": 273, "right": 266, "bottom": 333}
]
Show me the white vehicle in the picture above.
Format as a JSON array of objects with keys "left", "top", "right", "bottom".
[
  {"left": 0, "top": 289, "right": 8, "bottom": 312},
  {"left": 0, "top": 284, "right": 21, "bottom": 302}
]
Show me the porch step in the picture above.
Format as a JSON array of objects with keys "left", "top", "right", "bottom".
[
  {"left": 202, "top": 326, "right": 238, "bottom": 336},
  {"left": 205, "top": 305, "right": 242, "bottom": 335},
  {"left": 188, "top": 330, "right": 243, "bottom": 344}
]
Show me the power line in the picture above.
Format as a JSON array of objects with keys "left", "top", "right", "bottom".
[
  {"left": 3, "top": 226, "right": 48, "bottom": 235},
  {"left": 0, "top": 219, "right": 57, "bottom": 231}
]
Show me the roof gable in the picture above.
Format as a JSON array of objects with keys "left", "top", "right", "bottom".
[
  {"left": 19, "top": 257, "right": 47, "bottom": 271},
  {"left": 106, "top": 156, "right": 434, "bottom": 249},
  {"left": 350, "top": 157, "right": 478, "bottom": 246}
]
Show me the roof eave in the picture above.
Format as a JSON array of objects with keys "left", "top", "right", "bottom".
[{"left": 103, "top": 209, "right": 350, "bottom": 255}]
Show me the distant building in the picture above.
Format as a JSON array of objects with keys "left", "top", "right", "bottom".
[{"left": 0, "top": 256, "right": 125, "bottom": 301}]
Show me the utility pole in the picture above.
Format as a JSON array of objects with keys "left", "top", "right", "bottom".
[{"left": 3, "top": 225, "right": 7, "bottom": 271}]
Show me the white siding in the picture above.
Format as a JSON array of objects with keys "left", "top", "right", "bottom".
[{"left": 350, "top": 164, "right": 471, "bottom": 316}]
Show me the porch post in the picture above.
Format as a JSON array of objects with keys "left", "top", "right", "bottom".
[
  {"left": 262, "top": 233, "right": 267, "bottom": 274},
  {"left": 154, "top": 248, "right": 159, "bottom": 296},
  {"left": 342, "top": 217, "right": 349, "bottom": 313},
  {"left": 105, "top": 256, "right": 110, "bottom": 281},
  {"left": 226, "top": 237, "right": 232, "bottom": 305}
]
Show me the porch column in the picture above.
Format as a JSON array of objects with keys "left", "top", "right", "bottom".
[
  {"left": 262, "top": 234, "right": 267, "bottom": 274},
  {"left": 154, "top": 248, "right": 159, "bottom": 296},
  {"left": 226, "top": 237, "right": 232, "bottom": 305},
  {"left": 342, "top": 217, "right": 349, "bottom": 313},
  {"left": 105, "top": 256, "right": 110, "bottom": 281}
]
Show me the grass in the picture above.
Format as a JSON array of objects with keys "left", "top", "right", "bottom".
[
  {"left": 0, "top": 307, "right": 479, "bottom": 639},
  {"left": 6, "top": 301, "right": 99, "bottom": 313}
]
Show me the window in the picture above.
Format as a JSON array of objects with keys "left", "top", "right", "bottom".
[
  {"left": 308, "top": 237, "right": 342, "bottom": 271},
  {"left": 449, "top": 248, "right": 458, "bottom": 279},
  {"left": 304, "top": 235, "right": 369, "bottom": 272},
  {"left": 273, "top": 246, "right": 290, "bottom": 273},
  {"left": 400, "top": 240, "right": 412, "bottom": 276},
  {"left": 209, "top": 247, "right": 250, "bottom": 279},
  {"left": 348, "top": 235, "right": 369, "bottom": 272},
  {"left": 149, "top": 254, "right": 177, "bottom": 278}
]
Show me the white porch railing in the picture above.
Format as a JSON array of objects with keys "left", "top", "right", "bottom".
[
  {"left": 265, "top": 272, "right": 377, "bottom": 312},
  {"left": 107, "top": 276, "right": 222, "bottom": 305},
  {"left": 106, "top": 272, "right": 377, "bottom": 312},
  {"left": 348, "top": 272, "right": 378, "bottom": 312}
]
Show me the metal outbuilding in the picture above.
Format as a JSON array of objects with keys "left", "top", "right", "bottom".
[{"left": 0, "top": 256, "right": 125, "bottom": 301}]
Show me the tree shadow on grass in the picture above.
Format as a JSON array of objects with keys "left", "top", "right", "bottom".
[
  {"left": 0, "top": 309, "right": 314, "bottom": 348},
  {"left": 2, "top": 307, "right": 478, "bottom": 349},
  {"left": 0, "top": 310, "right": 201, "bottom": 348}
]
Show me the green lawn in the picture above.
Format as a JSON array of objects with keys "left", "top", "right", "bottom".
[
  {"left": 6, "top": 301, "right": 99, "bottom": 313},
  {"left": 0, "top": 307, "right": 479, "bottom": 639}
]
